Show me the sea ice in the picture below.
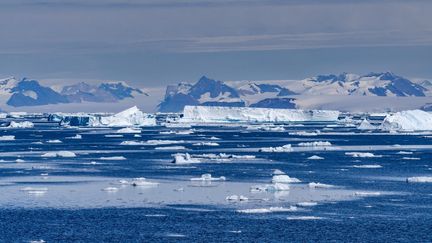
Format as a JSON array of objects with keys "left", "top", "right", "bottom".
[
  {"left": 298, "top": 141, "right": 332, "bottom": 147},
  {"left": 7, "top": 121, "right": 34, "bottom": 128},
  {"left": 307, "top": 155, "right": 324, "bottom": 160},
  {"left": 172, "top": 153, "right": 201, "bottom": 164},
  {"left": 41, "top": 151, "right": 76, "bottom": 157},
  {"left": 406, "top": 176, "right": 432, "bottom": 183},
  {"left": 0, "top": 135, "right": 15, "bottom": 141}
]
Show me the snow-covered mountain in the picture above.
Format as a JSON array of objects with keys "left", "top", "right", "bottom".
[
  {"left": 0, "top": 77, "right": 147, "bottom": 107},
  {"left": 159, "top": 72, "right": 432, "bottom": 112}
]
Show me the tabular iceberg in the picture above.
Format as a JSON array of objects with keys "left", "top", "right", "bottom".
[
  {"left": 180, "top": 105, "right": 340, "bottom": 123},
  {"left": 381, "top": 110, "right": 432, "bottom": 131}
]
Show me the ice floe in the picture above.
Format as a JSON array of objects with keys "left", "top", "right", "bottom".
[
  {"left": 286, "top": 216, "right": 323, "bottom": 220},
  {"left": 307, "top": 155, "right": 324, "bottom": 160},
  {"left": 66, "top": 134, "right": 82, "bottom": 139},
  {"left": 193, "top": 142, "right": 219, "bottom": 146},
  {"left": 406, "top": 176, "right": 432, "bottom": 183},
  {"left": 352, "top": 164, "right": 382, "bottom": 169},
  {"left": 190, "top": 173, "right": 226, "bottom": 181},
  {"left": 130, "top": 177, "right": 159, "bottom": 187},
  {"left": 0, "top": 135, "right": 15, "bottom": 141},
  {"left": 259, "top": 144, "right": 292, "bottom": 152},
  {"left": 99, "top": 156, "right": 127, "bottom": 160},
  {"left": 41, "top": 151, "right": 76, "bottom": 158},
  {"left": 172, "top": 153, "right": 201, "bottom": 164},
  {"left": 237, "top": 206, "right": 299, "bottom": 214},
  {"left": 308, "top": 182, "right": 335, "bottom": 189},
  {"left": 90, "top": 106, "right": 156, "bottom": 127},
  {"left": 155, "top": 146, "right": 186, "bottom": 150},
  {"left": 345, "top": 152, "right": 380, "bottom": 158},
  {"left": 46, "top": 139, "right": 62, "bottom": 144},
  {"left": 226, "top": 195, "right": 248, "bottom": 202},
  {"left": 358, "top": 119, "right": 378, "bottom": 130},
  {"left": 272, "top": 174, "right": 301, "bottom": 183},
  {"left": 298, "top": 141, "right": 332, "bottom": 147},
  {"left": 7, "top": 121, "right": 34, "bottom": 128},
  {"left": 116, "top": 127, "right": 141, "bottom": 134}
]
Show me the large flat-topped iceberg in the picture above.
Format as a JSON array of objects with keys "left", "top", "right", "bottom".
[
  {"left": 381, "top": 110, "right": 432, "bottom": 131},
  {"left": 181, "top": 105, "right": 340, "bottom": 123}
]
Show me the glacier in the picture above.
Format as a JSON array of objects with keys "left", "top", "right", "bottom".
[{"left": 180, "top": 105, "right": 340, "bottom": 123}]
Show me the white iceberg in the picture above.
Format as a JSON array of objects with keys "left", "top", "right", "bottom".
[
  {"left": 172, "top": 153, "right": 201, "bottom": 164},
  {"left": 381, "top": 110, "right": 432, "bottom": 131},
  {"left": 41, "top": 151, "right": 76, "bottom": 158},
  {"left": 308, "top": 182, "right": 335, "bottom": 188},
  {"left": 406, "top": 176, "right": 432, "bottom": 183},
  {"left": 307, "top": 155, "right": 324, "bottom": 160},
  {"left": 181, "top": 106, "right": 340, "bottom": 123},
  {"left": 358, "top": 119, "right": 377, "bottom": 130},
  {"left": 272, "top": 174, "right": 301, "bottom": 183},
  {"left": 89, "top": 106, "right": 156, "bottom": 127},
  {"left": 0, "top": 135, "right": 15, "bottom": 141},
  {"left": 46, "top": 139, "right": 62, "bottom": 144},
  {"left": 116, "top": 127, "right": 141, "bottom": 134},
  {"left": 345, "top": 152, "right": 379, "bottom": 158},
  {"left": 190, "top": 173, "right": 226, "bottom": 181},
  {"left": 7, "top": 121, "right": 34, "bottom": 128}
]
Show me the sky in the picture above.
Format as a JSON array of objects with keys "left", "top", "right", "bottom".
[{"left": 1, "top": 0, "right": 432, "bottom": 87}]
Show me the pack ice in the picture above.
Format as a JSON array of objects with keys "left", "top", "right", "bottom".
[{"left": 180, "top": 105, "right": 340, "bottom": 123}]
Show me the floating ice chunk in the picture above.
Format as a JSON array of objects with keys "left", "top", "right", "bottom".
[
  {"left": 116, "top": 127, "right": 141, "bottom": 134},
  {"left": 130, "top": 177, "right": 159, "bottom": 187},
  {"left": 381, "top": 110, "right": 432, "bottom": 131},
  {"left": 296, "top": 202, "right": 318, "bottom": 207},
  {"left": 99, "top": 156, "right": 127, "bottom": 160},
  {"left": 345, "top": 152, "right": 379, "bottom": 158},
  {"left": 41, "top": 151, "right": 76, "bottom": 157},
  {"left": 155, "top": 146, "right": 186, "bottom": 150},
  {"left": 30, "top": 240, "right": 46, "bottom": 243},
  {"left": 402, "top": 157, "right": 420, "bottom": 160},
  {"left": 102, "top": 187, "right": 119, "bottom": 192},
  {"left": 209, "top": 136, "right": 220, "bottom": 140},
  {"left": 67, "top": 134, "right": 82, "bottom": 139},
  {"left": 286, "top": 216, "right": 323, "bottom": 220},
  {"left": 259, "top": 144, "right": 292, "bottom": 152},
  {"left": 272, "top": 174, "right": 301, "bottom": 183},
  {"left": 266, "top": 183, "right": 290, "bottom": 191},
  {"left": 46, "top": 139, "right": 62, "bottom": 144},
  {"left": 172, "top": 153, "right": 200, "bottom": 164},
  {"left": 237, "top": 206, "right": 298, "bottom": 214},
  {"left": 308, "top": 182, "right": 335, "bottom": 189},
  {"left": 354, "top": 191, "right": 381, "bottom": 196},
  {"left": 307, "top": 155, "right": 324, "bottom": 160},
  {"left": 406, "top": 176, "right": 432, "bottom": 183},
  {"left": 0, "top": 135, "right": 15, "bottom": 141},
  {"left": 134, "top": 134, "right": 141, "bottom": 137},
  {"left": 146, "top": 140, "right": 184, "bottom": 145},
  {"left": 190, "top": 173, "right": 226, "bottom": 181},
  {"left": 181, "top": 106, "right": 340, "bottom": 123},
  {"left": 290, "top": 131, "right": 319, "bottom": 136},
  {"left": 15, "top": 159, "right": 25, "bottom": 163},
  {"left": 273, "top": 169, "right": 285, "bottom": 175},
  {"left": 120, "top": 141, "right": 146, "bottom": 145},
  {"left": 358, "top": 119, "right": 378, "bottom": 130},
  {"left": 90, "top": 106, "right": 156, "bottom": 127},
  {"left": 193, "top": 142, "right": 219, "bottom": 146},
  {"left": 397, "top": 151, "right": 413, "bottom": 155},
  {"left": 7, "top": 121, "right": 34, "bottom": 128},
  {"left": 352, "top": 164, "right": 382, "bottom": 169},
  {"left": 298, "top": 141, "right": 332, "bottom": 147},
  {"left": 32, "top": 141, "right": 43, "bottom": 145},
  {"left": 105, "top": 134, "right": 123, "bottom": 138},
  {"left": 226, "top": 195, "right": 248, "bottom": 202}
]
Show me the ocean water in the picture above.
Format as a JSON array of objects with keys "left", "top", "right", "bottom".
[{"left": 0, "top": 118, "right": 432, "bottom": 242}]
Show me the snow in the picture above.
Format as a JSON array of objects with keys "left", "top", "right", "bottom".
[
  {"left": 298, "top": 141, "right": 332, "bottom": 147},
  {"left": 7, "top": 121, "right": 34, "bottom": 128},
  {"left": 172, "top": 153, "right": 201, "bottom": 164},
  {"left": 272, "top": 174, "right": 301, "bottom": 183},
  {"left": 190, "top": 173, "right": 226, "bottom": 181},
  {"left": 345, "top": 152, "right": 378, "bottom": 158},
  {"left": 259, "top": 144, "right": 292, "bottom": 152},
  {"left": 307, "top": 155, "right": 324, "bottom": 160},
  {"left": 406, "top": 176, "right": 432, "bottom": 183},
  {"left": 41, "top": 151, "right": 76, "bottom": 157},
  {"left": 381, "top": 110, "right": 432, "bottom": 131},
  {"left": 0, "top": 135, "right": 15, "bottom": 141},
  {"left": 181, "top": 106, "right": 340, "bottom": 123},
  {"left": 89, "top": 106, "right": 156, "bottom": 127}
]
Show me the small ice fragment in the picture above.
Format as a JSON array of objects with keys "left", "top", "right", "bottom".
[
  {"left": 99, "top": 156, "right": 126, "bottom": 160},
  {"left": 296, "top": 202, "right": 318, "bottom": 207},
  {"left": 352, "top": 164, "right": 382, "bottom": 169},
  {"left": 307, "top": 155, "right": 324, "bottom": 160},
  {"left": 102, "top": 187, "right": 119, "bottom": 192},
  {"left": 0, "top": 135, "right": 15, "bottom": 141},
  {"left": 406, "top": 176, "right": 432, "bottom": 183},
  {"left": 272, "top": 174, "right": 301, "bottom": 183},
  {"left": 298, "top": 141, "right": 331, "bottom": 147},
  {"left": 345, "top": 152, "right": 378, "bottom": 158},
  {"left": 226, "top": 195, "right": 248, "bottom": 202},
  {"left": 116, "top": 127, "right": 141, "bottom": 134},
  {"left": 308, "top": 182, "right": 335, "bottom": 189},
  {"left": 172, "top": 153, "right": 200, "bottom": 164},
  {"left": 46, "top": 139, "right": 62, "bottom": 143},
  {"left": 190, "top": 173, "right": 226, "bottom": 181}
]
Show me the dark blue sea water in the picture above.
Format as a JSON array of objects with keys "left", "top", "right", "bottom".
[{"left": 0, "top": 118, "right": 432, "bottom": 242}]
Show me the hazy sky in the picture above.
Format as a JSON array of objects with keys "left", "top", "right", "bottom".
[{"left": 1, "top": 0, "right": 432, "bottom": 87}]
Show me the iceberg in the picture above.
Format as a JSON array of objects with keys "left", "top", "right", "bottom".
[
  {"left": 298, "top": 141, "right": 332, "bottom": 147},
  {"left": 259, "top": 144, "right": 292, "bottom": 152},
  {"left": 307, "top": 155, "right": 324, "bottom": 160},
  {"left": 7, "top": 121, "right": 34, "bottom": 128},
  {"left": 272, "top": 174, "right": 301, "bottom": 183},
  {"left": 181, "top": 105, "right": 340, "bottom": 123},
  {"left": 41, "top": 151, "right": 76, "bottom": 157},
  {"left": 237, "top": 206, "right": 298, "bottom": 214},
  {"left": 345, "top": 152, "right": 379, "bottom": 158},
  {"left": 172, "top": 153, "right": 201, "bottom": 164},
  {"left": 358, "top": 119, "right": 377, "bottom": 130},
  {"left": 381, "top": 110, "right": 432, "bottom": 131},
  {"left": 91, "top": 106, "right": 156, "bottom": 127},
  {"left": 190, "top": 173, "right": 226, "bottom": 181}
]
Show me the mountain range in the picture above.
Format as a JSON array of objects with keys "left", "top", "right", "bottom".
[
  {"left": 0, "top": 77, "right": 147, "bottom": 107},
  {"left": 0, "top": 72, "right": 431, "bottom": 112},
  {"left": 158, "top": 72, "right": 431, "bottom": 112}
]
